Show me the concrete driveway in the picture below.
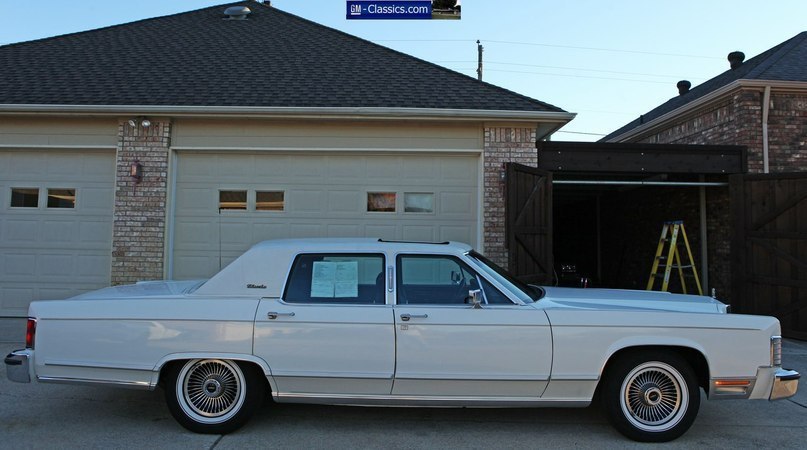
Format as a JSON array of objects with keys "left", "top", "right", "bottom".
[{"left": 1, "top": 319, "right": 805, "bottom": 449}]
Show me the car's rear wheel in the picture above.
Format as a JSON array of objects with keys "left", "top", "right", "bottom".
[
  {"left": 602, "top": 351, "right": 700, "bottom": 442},
  {"left": 165, "top": 359, "right": 265, "bottom": 434}
]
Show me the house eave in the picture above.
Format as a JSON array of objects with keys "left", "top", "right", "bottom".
[
  {"left": 605, "top": 79, "right": 807, "bottom": 143},
  {"left": 0, "top": 104, "right": 576, "bottom": 124}
]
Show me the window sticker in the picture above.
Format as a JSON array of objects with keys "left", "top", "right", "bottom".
[{"left": 311, "top": 261, "right": 359, "bottom": 298}]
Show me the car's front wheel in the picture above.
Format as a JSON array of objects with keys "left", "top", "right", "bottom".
[
  {"left": 164, "top": 359, "right": 265, "bottom": 434},
  {"left": 602, "top": 351, "right": 700, "bottom": 442}
]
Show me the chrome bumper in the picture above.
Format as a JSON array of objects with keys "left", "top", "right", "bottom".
[
  {"left": 4, "top": 349, "right": 31, "bottom": 383},
  {"left": 770, "top": 368, "right": 800, "bottom": 400}
]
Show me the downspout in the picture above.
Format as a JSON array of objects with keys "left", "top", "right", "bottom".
[{"left": 762, "top": 86, "right": 771, "bottom": 173}]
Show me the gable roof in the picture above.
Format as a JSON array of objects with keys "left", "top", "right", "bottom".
[
  {"left": 602, "top": 31, "right": 807, "bottom": 142},
  {"left": 0, "top": 1, "right": 566, "bottom": 116}
]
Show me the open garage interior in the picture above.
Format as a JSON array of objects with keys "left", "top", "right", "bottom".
[
  {"left": 527, "top": 141, "right": 747, "bottom": 299},
  {"left": 552, "top": 175, "right": 729, "bottom": 295}
]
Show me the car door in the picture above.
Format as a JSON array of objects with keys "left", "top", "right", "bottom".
[
  {"left": 392, "top": 253, "right": 552, "bottom": 398},
  {"left": 253, "top": 253, "right": 395, "bottom": 398}
]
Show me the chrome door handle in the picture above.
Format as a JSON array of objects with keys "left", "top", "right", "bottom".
[
  {"left": 267, "top": 311, "right": 295, "bottom": 320},
  {"left": 400, "top": 313, "right": 428, "bottom": 321}
]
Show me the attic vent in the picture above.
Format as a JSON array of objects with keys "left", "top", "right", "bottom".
[
  {"left": 677, "top": 80, "right": 691, "bottom": 95},
  {"left": 728, "top": 51, "right": 745, "bottom": 70},
  {"left": 224, "top": 6, "right": 251, "bottom": 20}
]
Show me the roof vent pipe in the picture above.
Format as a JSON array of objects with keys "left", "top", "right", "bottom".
[
  {"left": 224, "top": 6, "right": 251, "bottom": 19},
  {"left": 728, "top": 51, "right": 745, "bottom": 70},
  {"left": 677, "top": 80, "right": 692, "bottom": 95}
]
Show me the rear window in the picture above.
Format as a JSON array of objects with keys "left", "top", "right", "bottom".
[{"left": 283, "top": 253, "right": 386, "bottom": 304}]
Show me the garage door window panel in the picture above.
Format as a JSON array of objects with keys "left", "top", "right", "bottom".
[
  {"left": 10, "top": 188, "right": 39, "bottom": 208},
  {"left": 219, "top": 190, "right": 247, "bottom": 211},
  {"left": 367, "top": 192, "right": 396, "bottom": 213},
  {"left": 256, "top": 191, "right": 285, "bottom": 211},
  {"left": 404, "top": 192, "right": 434, "bottom": 214},
  {"left": 397, "top": 255, "right": 509, "bottom": 305},
  {"left": 47, "top": 189, "right": 76, "bottom": 209},
  {"left": 284, "top": 253, "right": 386, "bottom": 304}
]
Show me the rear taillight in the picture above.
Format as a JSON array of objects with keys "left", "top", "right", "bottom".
[{"left": 25, "top": 318, "right": 36, "bottom": 349}]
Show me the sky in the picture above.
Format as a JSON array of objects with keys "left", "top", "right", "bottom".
[{"left": 1, "top": 0, "right": 805, "bottom": 141}]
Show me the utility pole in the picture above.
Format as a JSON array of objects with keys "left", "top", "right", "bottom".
[{"left": 476, "top": 40, "right": 483, "bottom": 81}]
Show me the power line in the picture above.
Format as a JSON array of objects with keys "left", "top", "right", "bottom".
[
  {"left": 555, "top": 130, "right": 607, "bottom": 136},
  {"left": 433, "top": 60, "right": 702, "bottom": 80},
  {"left": 456, "top": 67, "right": 678, "bottom": 85},
  {"left": 373, "top": 38, "right": 722, "bottom": 60}
]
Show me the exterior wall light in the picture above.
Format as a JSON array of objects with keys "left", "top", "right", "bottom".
[
  {"left": 127, "top": 117, "right": 151, "bottom": 128},
  {"left": 130, "top": 161, "right": 143, "bottom": 182}
]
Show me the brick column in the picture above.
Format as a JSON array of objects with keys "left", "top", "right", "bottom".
[
  {"left": 111, "top": 120, "right": 171, "bottom": 285},
  {"left": 482, "top": 127, "right": 537, "bottom": 268}
]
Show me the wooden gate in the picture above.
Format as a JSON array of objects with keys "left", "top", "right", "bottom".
[
  {"left": 506, "top": 163, "right": 553, "bottom": 284},
  {"left": 731, "top": 173, "right": 807, "bottom": 339}
]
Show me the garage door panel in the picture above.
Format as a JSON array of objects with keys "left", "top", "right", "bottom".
[
  {"left": 441, "top": 157, "right": 478, "bottom": 184},
  {"left": 365, "top": 158, "right": 402, "bottom": 182},
  {"left": 365, "top": 224, "right": 397, "bottom": 240},
  {"left": 39, "top": 254, "right": 75, "bottom": 277},
  {"left": 288, "top": 223, "right": 325, "bottom": 238},
  {"left": 4, "top": 219, "right": 40, "bottom": 242},
  {"left": 0, "top": 287, "right": 33, "bottom": 312},
  {"left": 9, "top": 153, "right": 45, "bottom": 176},
  {"left": 79, "top": 220, "right": 113, "bottom": 245},
  {"left": 326, "top": 224, "right": 361, "bottom": 237},
  {"left": 252, "top": 223, "right": 290, "bottom": 241},
  {"left": 76, "top": 254, "right": 110, "bottom": 276},
  {"left": 439, "top": 192, "right": 473, "bottom": 215},
  {"left": 176, "top": 187, "right": 215, "bottom": 214},
  {"left": 3, "top": 254, "right": 36, "bottom": 276},
  {"left": 0, "top": 150, "right": 114, "bottom": 316},
  {"left": 173, "top": 153, "right": 479, "bottom": 280},
  {"left": 439, "top": 225, "right": 474, "bottom": 244},
  {"left": 402, "top": 225, "right": 436, "bottom": 242},
  {"left": 43, "top": 220, "right": 77, "bottom": 242},
  {"left": 78, "top": 187, "right": 114, "bottom": 213},
  {"left": 291, "top": 190, "right": 325, "bottom": 212},
  {"left": 327, "top": 190, "right": 361, "bottom": 213}
]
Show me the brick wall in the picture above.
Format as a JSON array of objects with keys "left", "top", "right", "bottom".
[
  {"left": 111, "top": 120, "right": 171, "bottom": 285},
  {"left": 767, "top": 92, "right": 807, "bottom": 172},
  {"left": 483, "top": 127, "right": 537, "bottom": 268}
]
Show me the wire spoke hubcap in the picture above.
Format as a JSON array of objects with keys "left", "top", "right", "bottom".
[
  {"left": 620, "top": 362, "right": 689, "bottom": 432},
  {"left": 177, "top": 359, "right": 246, "bottom": 424}
]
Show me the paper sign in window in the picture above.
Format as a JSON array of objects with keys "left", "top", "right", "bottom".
[{"left": 311, "top": 261, "right": 358, "bottom": 298}]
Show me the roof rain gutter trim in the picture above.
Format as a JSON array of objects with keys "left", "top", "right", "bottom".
[
  {"left": 0, "top": 104, "right": 576, "bottom": 122},
  {"left": 605, "top": 79, "right": 806, "bottom": 142}
]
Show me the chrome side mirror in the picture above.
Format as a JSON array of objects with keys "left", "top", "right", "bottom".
[{"left": 469, "top": 289, "right": 483, "bottom": 309}]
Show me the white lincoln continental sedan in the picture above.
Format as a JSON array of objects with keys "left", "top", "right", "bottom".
[{"left": 5, "top": 238, "right": 800, "bottom": 442}]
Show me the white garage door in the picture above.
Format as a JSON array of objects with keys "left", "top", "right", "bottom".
[
  {"left": 173, "top": 153, "right": 479, "bottom": 279},
  {"left": 0, "top": 150, "right": 114, "bottom": 316}
]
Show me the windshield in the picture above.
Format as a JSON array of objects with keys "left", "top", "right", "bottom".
[{"left": 468, "top": 251, "right": 544, "bottom": 302}]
